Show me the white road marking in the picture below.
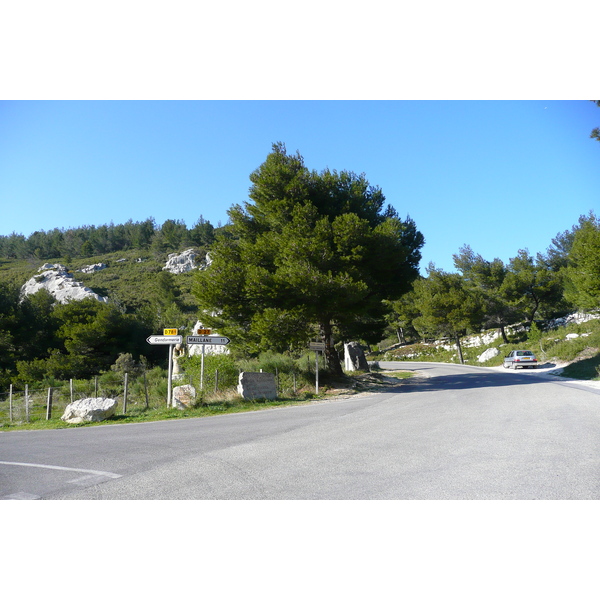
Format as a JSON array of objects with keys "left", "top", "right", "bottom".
[
  {"left": 1, "top": 492, "right": 41, "bottom": 500},
  {"left": 0, "top": 460, "right": 122, "bottom": 479}
]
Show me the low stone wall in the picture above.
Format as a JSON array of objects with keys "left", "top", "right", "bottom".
[{"left": 237, "top": 372, "right": 277, "bottom": 400}]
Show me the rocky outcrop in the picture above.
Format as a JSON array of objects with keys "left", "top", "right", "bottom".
[
  {"left": 79, "top": 263, "right": 107, "bottom": 274},
  {"left": 344, "top": 342, "right": 370, "bottom": 371},
  {"left": 163, "top": 249, "right": 200, "bottom": 274},
  {"left": 546, "top": 312, "right": 599, "bottom": 329},
  {"left": 61, "top": 397, "right": 118, "bottom": 424},
  {"left": 20, "top": 264, "right": 108, "bottom": 304}
]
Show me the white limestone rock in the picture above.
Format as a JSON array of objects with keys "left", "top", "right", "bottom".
[
  {"left": 344, "top": 342, "right": 369, "bottom": 371},
  {"left": 20, "top": 264, "right": 108, "bottom": 304},
  {"left": 61, "top": 397, "right": 118, "bottom": 424},
  {"left": 163, "top": 248, "right": 200, "bottom": 274},
  {"left": 463, "top": 330, "right": 501, "bottom": 348},
  {"left": 79, "top": 263, "right": 107, "bottom": 274},
  {"left": 546, "top": 312, "right": 600, "bottom": 329},
  {"left": 172, "top": 384, "right": 197, "bottom": 409},
  {"left": 237, "top": 372, "right": 277, "bottom": 400},
  {"left": 478, "top": 347, "right": 500, "bottom": 363}
]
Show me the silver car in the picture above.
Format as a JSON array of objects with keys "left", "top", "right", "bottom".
[{"left": 503, "top": 350, "right": 538, "bottom": 369}]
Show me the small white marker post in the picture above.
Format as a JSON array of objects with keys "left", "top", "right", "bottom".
[{"left": 309, "top": 342, "right": 326, "bottom": 394}]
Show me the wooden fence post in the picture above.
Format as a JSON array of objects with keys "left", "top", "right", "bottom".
[
  {"left": 25, "top": 384, "right": 29, "bottom": 422},
  {"left": 144, "top": 371, "right": 149, "bottom": 409},
  {"left": 70, "top": 379, "right": 74, "bottom": 403},
  {"left": 9, "top": 384, "right": 13, "bottom": 422}
]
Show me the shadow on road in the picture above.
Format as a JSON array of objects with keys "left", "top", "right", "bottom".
[{"left": 393, "top": 371, "right": 555, "bottom": 393}]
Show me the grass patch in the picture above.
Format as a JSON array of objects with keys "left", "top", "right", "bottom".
[
  {"left": 0, "top": 393, "right": 316, "bottom": 431},
  {"left": 559, "top": 354, "right": 600, "bottom": 380},
  {"left": 383, "top": 371, "right": 413, "bottom": 379}
]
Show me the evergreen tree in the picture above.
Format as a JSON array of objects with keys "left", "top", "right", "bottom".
[
  {"left": 565, "top": 212, "right": 600, "bottom": 310},
  {"left": 412, "top": 265, "right": 484, "bottom": 364},
  {"left": 194, "top": 143, "right": 424, "bottom": 375},
  {"left": 453, "top": 245, "right": 518, "bottom": 343},
  {"left": 501, "top": 249, "right": 564, "bottom": 323}
]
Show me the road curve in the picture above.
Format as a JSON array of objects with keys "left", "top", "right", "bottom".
[{"left": 2, "top": 362, "right": 600, "bottom": 499}]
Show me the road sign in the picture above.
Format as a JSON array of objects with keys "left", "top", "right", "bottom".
[
  {"left": 309, "top": 342, "right": 326, "bottom": 351},
  {"left": 147, "top": 335, "right": 183, "bottom": 345},
  {"left": 187, "top": 335, "right": 230, "bottom": 345},
  {"left": 196, "top": 328, "right": 211, "bottom": 335},
  {"left": 163, "top": 328, "right": 178, "bottom": 336}
]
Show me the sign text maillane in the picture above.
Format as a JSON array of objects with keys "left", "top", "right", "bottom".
[{"left": 186, "top": 336, "right": 230, "bottom": 345}]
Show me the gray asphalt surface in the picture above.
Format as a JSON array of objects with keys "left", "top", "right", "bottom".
[{"left": 2, "top": 361, "right": 600, "bottom": 499}]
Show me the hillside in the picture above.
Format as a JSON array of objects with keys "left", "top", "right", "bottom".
[
  {"left": 0, "top": 248, "right": 201, "bottom": 318},
  {"left": 372, "top": 313, "right": 600, "bottom": 381}
]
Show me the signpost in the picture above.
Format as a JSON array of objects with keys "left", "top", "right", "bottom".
[
  {"left": 146, "top": 331, "right": 182, "bottom": 406},
  {"left": 186, "top": 335, "right": 231, "bottom": 389},
  {"left": 309, "top": 342, "right": 326, "bottom": 393}
]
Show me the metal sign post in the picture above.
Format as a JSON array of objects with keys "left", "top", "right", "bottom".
[
  {"left": 186, "top": 335, "right": 231, "bottom": 391},
  {"left": 201, "top": 344, "right": 206, "bottom": 390},
  {"left": 167, "top": 344, "right": 173, "bottom": 406},
  {"left": 146, "top": 331, "right": 182, "bottom": 407}
]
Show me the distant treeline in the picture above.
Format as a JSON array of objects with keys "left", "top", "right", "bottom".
[{"left": 0, "top": 217, "right": 218, "bottom": 260}]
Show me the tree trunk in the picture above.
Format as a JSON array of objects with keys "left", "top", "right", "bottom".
[
  {"left": 320, "top": 321, "right": 343, "bottom": 377},
  {"left": 528, "top": 294, "right": 540, "bottom": 324},
  {"left": 455, "top": 334, "right": 465, "bottom": 364},
  {"left": 500, "top": 325, "right": 509, "bottom": 344}
]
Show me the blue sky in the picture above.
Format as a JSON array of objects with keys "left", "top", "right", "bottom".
[{"left": 1, "top": 100, "right": 598, "bottom": 273}]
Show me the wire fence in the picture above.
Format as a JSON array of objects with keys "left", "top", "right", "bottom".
[
  {"left": 0, "top": 364, "right": 317, "bottom": 426},
  {"left": 0, "top": 374, "right": 168, "bottom": 425}
]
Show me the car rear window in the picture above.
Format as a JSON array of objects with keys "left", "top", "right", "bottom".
[{"left": 517, "top": 351, "right": 533, "bottom": 356}]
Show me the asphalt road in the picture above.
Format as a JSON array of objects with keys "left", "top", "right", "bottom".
[{"left": 2, "top": 361, "right": 600, "bottom": 500}]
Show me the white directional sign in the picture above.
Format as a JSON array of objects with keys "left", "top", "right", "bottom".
[
  {"left": 309, "top": 342, "right": 326, "bottom": 351},
  {"left": 187, "top": 335, "right": 230, "bottom": 345},
  {"left": 147, "top": 335, "right": 183, "bottom": 345}
]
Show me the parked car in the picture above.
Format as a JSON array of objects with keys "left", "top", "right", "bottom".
[{"left": 503, "top": 350, "right": 538, "bottom": 369}]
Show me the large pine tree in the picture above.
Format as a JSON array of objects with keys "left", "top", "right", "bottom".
[{"left": 194, "top": 143, "right": 424, "bottom": 375}]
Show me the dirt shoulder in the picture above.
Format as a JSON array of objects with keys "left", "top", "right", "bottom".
[{"left": 313, "top": 371, "right": 419, "bottom": 403}]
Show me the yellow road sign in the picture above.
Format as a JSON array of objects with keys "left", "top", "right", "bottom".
[{"left": 163, "top": 328, "right": 178, "bottom": 336}]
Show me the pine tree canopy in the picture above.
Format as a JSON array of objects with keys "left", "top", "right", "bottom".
[{"left": 194, "top": 143, "right": 424, "bottom": 374}]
